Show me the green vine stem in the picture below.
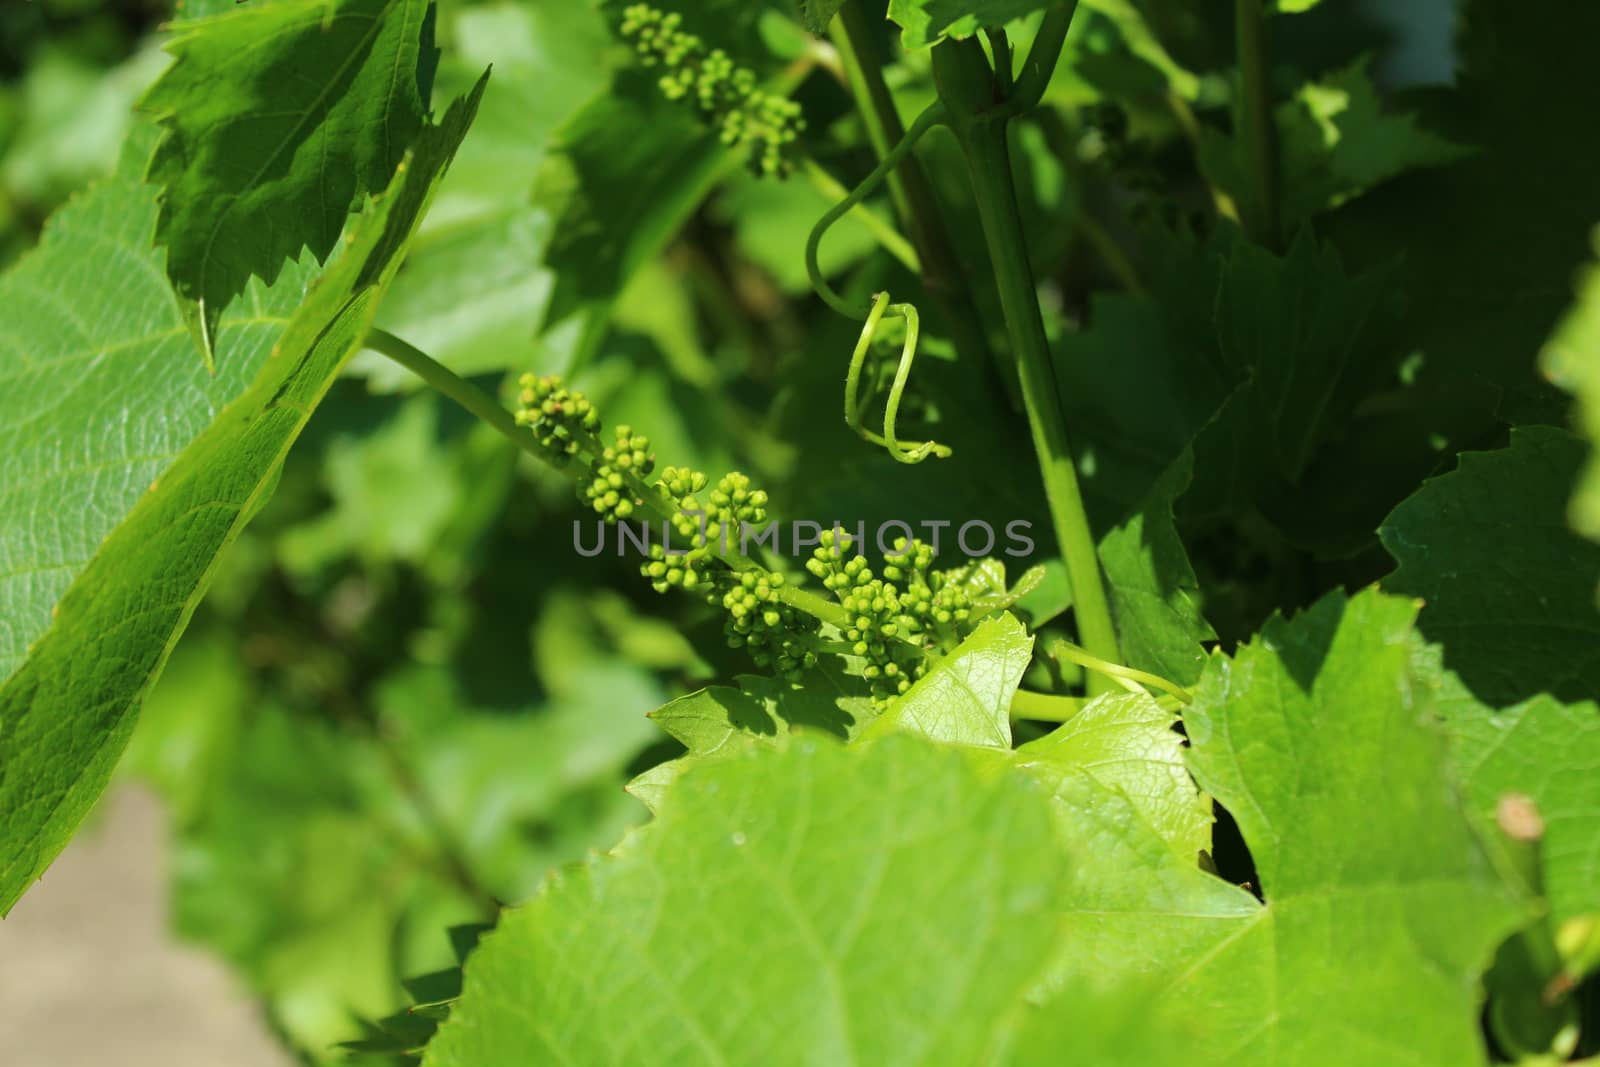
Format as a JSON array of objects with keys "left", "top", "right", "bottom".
[
  {"left": 1008, "top": 689, "right": 1083, "bottom": 722},
  {"left": 1234, "top": 0, "right": 1280, "bottom": 248},
  {"left": 930, "top": 34, "right": 1122, "bottom": 693},
  {"left": 365, "top": 329, "right": 855, "bottom": 635}
]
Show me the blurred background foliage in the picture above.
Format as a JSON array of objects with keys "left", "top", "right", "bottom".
[{"left": 8, "top": 0, "right": 1553, "bottom": 1062}]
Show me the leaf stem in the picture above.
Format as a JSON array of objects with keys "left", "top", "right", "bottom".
[
  {"left": 1009, "top": 688, "right": 1084, "bottom": 722},
  {"left": 931, "top": 35, "right": 1121, "bottom": 693},
  {"left": 1047, "top": 639, "right": 1192, "bottom": 702},
  {"left": 366, "top": 329, "right": 552, "bottom": 459}
]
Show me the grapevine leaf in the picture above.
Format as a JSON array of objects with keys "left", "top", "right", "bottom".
[
  {"left": 1442, "top": 687, "right": 1600, "bottom": 926},
  {"left": 1381, "top": 426, "right": 1600, "bottom": 707},
  {"left": 1542, "top": 228, "right": 1600, "bottom": 542},
  {"left": 1327, "top": 0, "right": 1600, "bottom": 410},
  {"left": 866, "top": 612, "right": 1033, "bottom": 748},
  {"left": 0, "top": 78, "right": 487, "bottom": 915},
  {"left": 1200, "top": 58, "right": 1469, "bottom": 229},
  {"left": 1096, "top": 453, "right": 1212, "bottom": 685},
  {"left": 887, "top": 0, "right": 1060, "bottom": 50},
  {"left": 1015, "top": 691, "right": 1211, "bottom": 860},
  {"left": 422, "top": 735, "right": 1071, "bottom": 1066},
  {"left": 535, "top": 71, "right": 728, "bottom": 373},
  {"left": 0, "top": 127, "right": 306, "bottom": 687},
  {"left": 628, "top": 667, "right": 875, "bottom": 813},
  {"left": 356, "top": 0, "right": 614, "bottom": 388},
  {"left": 1030, "top": 590, "right": 1524, "bottom": 1063},
  {"left": 1212, "top": 230, "right": 1394, "bottom": 484},
  {"left": 797, "top": 0, "right": 848, "bottom": 33},
  {"left": 1004, "top": 976, "right": 1200, "bottom": 1063},
  {"left": 140, "top": 0, "right": 438, "bottom": 356},
  {"left": 1054, "top": 253, "right": 1229, "bottom": 680}
]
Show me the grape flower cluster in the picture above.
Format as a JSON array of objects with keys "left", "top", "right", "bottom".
[
  {"left": 807, "top": 530, "right": 975, "bottom": 701},
  {"left": 514, "top": 373, "right": 599, "bottom": 466},
  {"left": 516, "top": 374, "right": 989, "bottom": 697},
  {"left": 641, "top": 465, "right": 819, "bottom": 681},
  {"left": 619, "top": 4, "right": 804, "bottom": 178}
]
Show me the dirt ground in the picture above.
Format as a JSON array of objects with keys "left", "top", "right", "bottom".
[{"left": 0, "top": 786, "right": 291, "bottom": 1067}]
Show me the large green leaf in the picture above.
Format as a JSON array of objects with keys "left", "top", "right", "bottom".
[
  {"left": 0, "top": 129, "right": 304, "bottom": 686},
  {"left": 1029, "top": 590, "right": 1524, "bottom": 1063},
  {"left": 0, "top": 79, "right": 486, "bottom": 914},
  {"left": 141, "top": 0, "right": 437, "bottom": 353},
  {"left": 423, "top": 735, "right": 1071, "bottom": 1066},
  {"left": 1381, "top": 426, "right": 1600, "bottom": 707}
]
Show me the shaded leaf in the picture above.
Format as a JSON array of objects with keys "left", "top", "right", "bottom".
[
  {"left": 535, "top": 71, "right": 730, "bottom": 373},
  {"left": 888, "top": 0, "right": 1059, "bottom": 49},
  {"left": 1201, "top": 57, "right": 1468, "bottom": 228},
  {"left": 628, "top": 666, "right": 874, "bottom": 812},
  {"left": 141, "top": 0, "right": 438, "bottom": 353},
  {"left": 1381, "top": 426, "right": 1600, "bottom": 707},
  {"left": 797, "top": 0, "right": 848, "bottom": 33}
]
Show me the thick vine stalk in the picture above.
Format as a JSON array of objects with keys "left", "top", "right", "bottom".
[{"left": 930, "top": 31, "right": 1122, "bottom": 693}]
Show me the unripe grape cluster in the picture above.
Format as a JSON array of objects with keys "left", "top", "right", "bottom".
[
  {"left": 515, "top": 372, "right": 992, "bottom": 697},
  {"left": 515, "top": 374, "right": 600, "bottom": 465},
  {"left": 641, "top": 466, "right": 771, "bottom": 593},
  {"left": 639, "top": 465, "right": 817, "bottom": 681},
  {"left": 581, "top": 424, "right": 655, "bottom": 521},
  {"left": 719, "top": 569, "right": 817, "bottom": 682},
  {"left": 807, "top": 531, "right": 975, "bottom": 701},
  {"left": 619, "top": 4, "right": 804, "bottom": 178}
]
